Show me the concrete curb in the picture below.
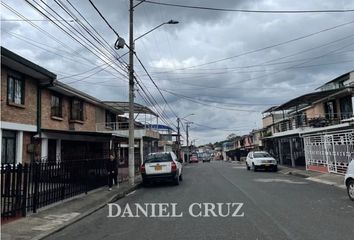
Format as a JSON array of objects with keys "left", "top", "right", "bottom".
[
  {"left": 278, "top": 169, "right": 345, "bottom": 189},
  {"left": 31, "top": 182, "right": 142, "bottom": 240}
]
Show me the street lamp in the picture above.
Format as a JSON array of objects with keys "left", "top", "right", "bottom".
[
  {"left": 134, "top": 20, "right": 179, "bottom": 42},
  {"left": 126, "top": 0, "right": 179, "bottom": 186}
]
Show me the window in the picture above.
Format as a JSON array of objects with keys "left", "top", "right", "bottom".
[
  {"left": 105, "top": 110, "right": 116, "bottom": 129},
  {"left": 51, "top": 95, "right": 62, "bottom": 118},
  {"left": 105, "top": 110, "right": 116, "bottom": 123},
  {"left": 1, "top": 130, "right": 16, "bottom": 164},
  {"left": 7, "top": 74, "right": 25, "bottom": 105},
  {"left": 253, "top": 152, "right": 271, "bottom": 158},
  {"left": 71, "top": 99, "right": 84, "bottom": 121}
]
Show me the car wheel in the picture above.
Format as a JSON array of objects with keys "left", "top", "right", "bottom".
[
  {"left": 272, "top": 166, "right": 278, "bottom": 172},
  {"left": 174, "top": 175, "right": 180, "bottom": 185},
  {"left": 347, "top": 179, "right": 354, "bottom": 201},
  {"left": 142, "top": 179, "right": 150, "bottom": 187},
  {"left": 179, "top": 174, "right": 183, "bottom": 181},
  {"left": 252, "top": 163, "right": 257, "bottom": 172},
  {"left": 246, "top": 162, "right": 250, "bottom": 170}
]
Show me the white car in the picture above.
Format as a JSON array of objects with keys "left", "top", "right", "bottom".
[
  {"left": 141, "top": 152, "right": 183, "bottom": 185},
  {"left": 246, "top": 151, "right": 278, "bottom": 172},
  {"left": 344, "top": 154, "right": 354, "bottom": 201}
]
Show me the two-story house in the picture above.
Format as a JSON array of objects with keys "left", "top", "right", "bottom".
[
  {"left": 262, "top": 71, "right": 354, "bottom": 174},
  {"left": 1, "top": 47, "right": 56, "bottom": 164},
  {"left": 1, "top": 47, "right": 122, "bottom": 164},
  {"left": 37, "top": 81, "right": 122, "bottom": 162}
]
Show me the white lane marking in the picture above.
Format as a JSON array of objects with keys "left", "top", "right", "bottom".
[
  {"left": 254, "top": 178, "right": 308, "bottom": 184},
  {"left": 232, "top": 166, "right": 246, "bottom": 169}
]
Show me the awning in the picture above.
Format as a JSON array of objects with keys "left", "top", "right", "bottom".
[
  {"left": 35, "top": 129, "right": 113, "bottom": 142},
  {"left": 103, "top": 101, "right": 158, "bottom": 117},
  {"left": 272, "top": 88, "right": 342, "bottom": 111}
]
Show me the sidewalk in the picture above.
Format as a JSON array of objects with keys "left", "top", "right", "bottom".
[
  {"left": 228, "top": 161, "right": 346, "bottom": 189},
  {"left": 1, "top": 176, "right": 142, "bottom": 240},
  {"left": 278, "top": 165, "right": 346, "bottom": 189}
]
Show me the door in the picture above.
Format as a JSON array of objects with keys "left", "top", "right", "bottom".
[{"left": 48, "top": 139, "right": 57, "bottom": 164}]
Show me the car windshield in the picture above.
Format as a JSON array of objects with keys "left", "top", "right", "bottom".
[
  {"left": 253, "top": 152, "right": 271, "bottom": 158},
  {"left": 145, "top": 153, "right": 172, "bottom": 163}
]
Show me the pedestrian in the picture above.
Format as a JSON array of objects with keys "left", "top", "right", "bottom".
[{"left": 107, "top": 154, "right": 118, "bottom": 191}]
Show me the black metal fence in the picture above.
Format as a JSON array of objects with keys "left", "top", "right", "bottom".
[{"left": 1, "top": 159, "right": 108, "bottom": 220}]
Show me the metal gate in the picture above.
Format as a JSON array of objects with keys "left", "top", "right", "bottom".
[{"left": 303, "top": 130, "right": 354, "bottom": 174}]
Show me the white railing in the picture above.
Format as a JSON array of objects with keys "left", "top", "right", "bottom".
[{"left": 96, "top": 122, "right": 129, "bottom": 132}]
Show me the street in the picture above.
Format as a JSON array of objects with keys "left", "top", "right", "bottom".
[{"left": 46, "top": 161, "right": 354, "bottom": 240}]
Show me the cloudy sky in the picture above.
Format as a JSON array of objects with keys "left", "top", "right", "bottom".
[{"left": 1, "top": 0, "right": 354, "bottom": 145}]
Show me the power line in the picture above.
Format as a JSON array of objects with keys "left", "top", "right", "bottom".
[
  {"left": 134, "top": 76, "right": 177, "bottom": 130},
  {"left": 152, "top": 19, "right": 354, "bottom": 71},
  {"left": 0, "top": 18, "right": 76, "bottom": 21},
  {"left": 136, "top": 0, "right": 354, "bottom": 13},
  {"left": 88, "top": 0, "right": 121, "bottom": 37},
  {"left": 24, "top": 0, "right": 128, "bottom": 80},
  {"left": 161, "top": 89, "right": 261, "bottom": 112},
  {"left": 134, "top": 52, "right": 179, "bottom": 119},
  {"left": 86, "top": 0, "right": 177, "bottom": 129}
]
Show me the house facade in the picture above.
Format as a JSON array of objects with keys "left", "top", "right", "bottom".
[
  {"left": 262, "top": 71, "right": 354, "bottom": 174},
  {"left": 1, "top": 47, "right": 56, "bottom": 164},
  {"left": 1, "top": 47, "right": 161, "bottom": 166},
  {"left": 37, "top": 82, "right": 120, "bottom": 162}
]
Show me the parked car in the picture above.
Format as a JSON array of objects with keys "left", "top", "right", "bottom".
[
  {"left": 246, "top": 151, "right": 278, "bottom": 172},
  {"left": 189, "top": 153, "right": 199, "bottom": 163},
  {"left": 202, "top": 156, "right": 211, "bottom": 163},
  {"left": 140, "top": 152, "right": 183, "bottom": 185},
  {"left": 344, "top": 154, "right": 354, "bottom": 201},
  {"left": 198, "top": 152, "right": 211, "bottom": 162}
]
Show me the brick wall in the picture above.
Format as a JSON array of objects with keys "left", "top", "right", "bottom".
[
  {"left": 306, "top": 102, "right": 325, "bottom": 119},
  {"left": 41, "top": 89, "right": 70, "bottom": 130},
  {"left": 41, "top": 88, "right": 97, "bottom": 132},
  {"left": 1, "top": 67, "right": 38, "bottom": 125}
]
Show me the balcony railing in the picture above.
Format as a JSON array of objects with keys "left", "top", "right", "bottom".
[
  {"left": 95, "top": 122, "right": 160, "bottom": 139},
  {"left": 96, "top": 122, "right": 129, "bottom": 131},
  {"left": 274, "top": 112, "right": 354, "bottom": 133}
]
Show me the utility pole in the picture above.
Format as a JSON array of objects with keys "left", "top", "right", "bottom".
[
  {"left": 177, "top": 117, "right": 180, "bottom": 159},
  {"left": 128, "top": 0, "right": 135, "bottom": 185},
  {"left": 186, "top": 122, "right": 192, "bottom": 163}
]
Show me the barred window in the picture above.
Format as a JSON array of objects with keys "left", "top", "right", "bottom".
[
  {"left": 7, "top": 75, "right": 24, "bottom": 105},
  {"left": 51, "top": 95, "right": 62, "bottom": 117},
  {"left": 71, "top": 99, "right": 84, "bottom": 121}
]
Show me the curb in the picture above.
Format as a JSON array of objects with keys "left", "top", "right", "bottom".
[
  {"left": 278, "top": 169, "right": 345, "bottom": 189},
  {"left": 31, "top": 182, "right": 142, "bottom": 240}
]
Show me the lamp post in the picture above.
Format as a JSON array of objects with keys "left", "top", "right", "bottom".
[
  {"left": 134, "top": 20, "right": 179, "bottom": 42},
  {"left": 177, "top": 114, "right": 194, "bottom": 162},
  {"left": 127, "top": 0, "right": 179, "bottom": 185}
]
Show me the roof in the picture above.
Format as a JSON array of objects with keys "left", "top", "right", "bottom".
[
  {"left": 146, "top": 124, "right": 173, "bottom": 131},
  {"left": 262, "top": 106, "right": 279, "bottom": 114},
  {"left": 48, "top": 81, "right": 124, "bottom": 114},
  {"left": 103, "top": 101, "right": 158, "bottom": 117},
  {"left": 1, "top": 46, "right": 56, "bottom": 83},
  {"left": 316, "top": 71, "right": 354, "bottom": 89},
  {"left": 272, "top": 88, "right": 342, "bottom": 111}
]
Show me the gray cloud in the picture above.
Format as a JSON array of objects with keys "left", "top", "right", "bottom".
[{"left": 1, "top": 0, "right": 354, "bottom": 144}]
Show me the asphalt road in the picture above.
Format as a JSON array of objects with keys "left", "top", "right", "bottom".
[{"left": 47, "top": 161, "right": 354, "bottom": 240}]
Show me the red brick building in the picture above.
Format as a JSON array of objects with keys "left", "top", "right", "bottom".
[{"left": 1, "top": 47, "right": 120, "bottom": 164}]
